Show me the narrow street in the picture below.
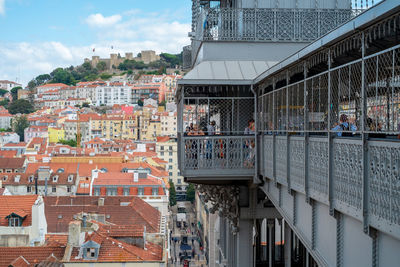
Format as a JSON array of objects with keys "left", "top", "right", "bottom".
[{"left": 169, "top": 201, "right": 207, "bottom": 267}]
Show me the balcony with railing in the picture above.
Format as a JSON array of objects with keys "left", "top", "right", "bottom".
[
  {"left": 177, "top": 85, "right": 256, "bottom": 183},
  {"left": 255, "top": 8, "right": 400, "bottom": 239},
  {"left": 194, "top": 7, "right": 361, "bottom": 43}
]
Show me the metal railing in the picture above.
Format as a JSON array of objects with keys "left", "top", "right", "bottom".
[
  {"left": 260, "top": 44, "right": 400, "bottom": 135},
  {"left": 196, "top": 8, "right": 362, "bottom": 42},
  {"left": 182, "top": 135, "right": 255, "bottom": 173}
]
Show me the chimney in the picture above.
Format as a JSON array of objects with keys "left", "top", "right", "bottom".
[
  {"left": 98, "top": 197, "right": 104, "bottom": 206},
  {"left": 67, "top": 221, "right": 83, "bottom": 247},
  {"left": 133, "top": 172, "right": 139, "bottom": 182}
]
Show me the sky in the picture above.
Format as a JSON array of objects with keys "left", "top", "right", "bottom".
[{"left": 0, "top": 0, "right": 192, "bottom": 86}]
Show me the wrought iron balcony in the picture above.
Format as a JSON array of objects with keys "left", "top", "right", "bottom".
[
  {"left": 177, "top": 85, "right": 255, "bottom": 182},
  {"left": 181, "top": 135, "right": 255, "bottom": 177},
  {"left": 194, "top": 7, "right": 362, "bottom": 43}
]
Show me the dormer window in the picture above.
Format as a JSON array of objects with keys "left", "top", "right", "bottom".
[
  {"left": 68, "top": 175, "right": 73, "bottom": 182},
  {"left": 81, "top": 240, "right": 100, "bottom": 260},
  {"left": 87, "top": 248, "right": 96, "bottom": 258},
  {"left": 3, "top": 175, "right": 7, "bottom": 181},
  {"left": 6, "top": 212, "right": 26, "bottom": 227},
  {"left": 28, "top": 176, "right": 34, "bottom": 183},
  {"left": 9, "top": 217, "right": 20, "bottom": 227},
  {"left": 53, "top": 175, "right": 59, "bottom": 182}
]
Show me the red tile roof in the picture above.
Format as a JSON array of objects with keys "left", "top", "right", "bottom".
[
  {"left": 44, "top": 196, "right": 160, "bottom": 233},
  {"left": 37, "top": 83, "right": 68, "bottom": 88},
  {"left": 0, "top": 150, "right": 17, "bottom": 158},
  {"left": 69, "top": 229, "right": 162, "bottom": 262},
  {"left": 0, "top": 246, "right": 65, "bottom": 267},
  {"left": 94, "top": 172, "right": 163, "bottom": 187},
  {"left": 156, "top": 136, "right": 170, "bottom": 142},
  {"left": 0, "top": 195, "right": 38, "bottom": 226},
  {"left": 0, "top": 157, "right": 25, "bottom": 169}
]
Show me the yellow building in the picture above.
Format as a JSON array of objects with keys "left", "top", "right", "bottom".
[
  {"left": 48, "top": 127, "right": 65, "bottom": 143},
  {"left": 90, "top": 114, "right": 137, "bottom": 141}
]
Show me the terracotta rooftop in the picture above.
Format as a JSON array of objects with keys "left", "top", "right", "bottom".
[
  {"left": 0, "top": 157, "right": 25, "bottom": 169},
  {"left": 94, "top": 172, "right": 164, "bottom": 187},
  {"left": 69, "top": 229, "right": 162, "bottom": 262},
  {"left": 0, "top": 245, "right": 65, "bottom": 267},
  {"left": 44, "top": 196, "right": 160, "bottom": 233},
  {"left": 3, "top": 142, "right": 27, "bottom": 147},
  {"left": 0, "top": 195, "right": 38, "bottom": 226}
]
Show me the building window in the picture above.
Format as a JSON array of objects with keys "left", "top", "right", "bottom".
[
  {"left": 9, "top": 217, "right": 20, "bottom": 227},
  {"left": 169, "top": 165, "right": 173, "bottom": 170},
  {"left": 169, "top": 152, "right": 173, "bottom": 156},
  {"left": 169, "top": 172, "right": 173, "bottom": 176},
  {"left": 177, "top": 179, "right": 182, "bottom": 184},
  {"left": 169, "top": 158, "right": 173, "bottom": 163},
  {"left": 152, "top": 188, "right": 159, "bottom": 195},
  {"left": 52, "top": 187, "right": 56, "bottom": 193},
  {"left": 138, "top": 188, "right": 144, "bottom": 196},
  {"left": 94, "top": 188, "right": 100, "bottom": 196},
  {"left": 67, "top": 186, "right": 71, "bottom": 193},
  {"left": 169, "top": 146, "right": 172, "bottom": 150},
  {"left": 161, "top": 152, "right": 164, "bottom": 156},
  {"left": 123, "top": 188, "right": 130, "bottom": 196},
  {"left": 27, "top": 186, "right": 31, "bottom": 193}
]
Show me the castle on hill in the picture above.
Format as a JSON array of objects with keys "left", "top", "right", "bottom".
[{"left": 84, "top": 50, "right": 160, "bottom": 70}]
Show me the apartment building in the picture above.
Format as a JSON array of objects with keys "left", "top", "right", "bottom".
[
  {"left": 156, "top": 137, "right": 186, "bottom": 200},
  {"left": 96, "top": 83, "right": 132, "bottom": 106}
]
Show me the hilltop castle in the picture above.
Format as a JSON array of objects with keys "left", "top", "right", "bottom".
[{"left": 84, "top": 50, "right": 160, "bottom": 70}]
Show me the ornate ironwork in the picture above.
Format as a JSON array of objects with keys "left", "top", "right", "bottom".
[
  {"left": 196, "top": 184, "right": 240, "bottom": 232},
  {"left": 197, "top": 8, "right": 359, "bottom": 42},
  {"left": 333, "top": 141, "right": 363, "bottom": 211},
  {"left": 276, "top": 136, "right": 287, "bottom": 185},
  {"left": 263, "top": 135, "right": 274, "bottom": 178},
  {"left": 183, "top": 136, "right": 255, "bottom": 170},
  {"left": 309, "top": 138, "right": 329, "bottom": 201},
  {"left": 290, "top": 137, "right": 305, "bottom": 192},
  {"left": 369, "top": 143, "right": 400, "bottom": 226}
]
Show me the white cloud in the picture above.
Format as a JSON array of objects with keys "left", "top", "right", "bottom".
[
  {"left": 0, "top": 0, "right": 5, "bottom": 15},
  {"left": 85, "top": 13, "right": 122, "bottom": 27},
  {"left": 0, "top": 10, "right": 191, "bottom": 86}
]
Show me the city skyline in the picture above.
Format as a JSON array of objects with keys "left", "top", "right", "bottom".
[{"left": 0, "top": 0, "right": 191, "bottom": 86}]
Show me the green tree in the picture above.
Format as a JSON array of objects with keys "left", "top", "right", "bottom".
[
  {"left": 137, "top": 100, "right": 144, "bottom": 107},
  {"left": 82, "top": 62, "right": 93, "bottom": 71},
  {"left": 8, "top": 99, "right": 34, "bottom": 114},
  {"left": 169, "top": 180, "right": 177, "bottom": 206},
  {"left": 59, "top": 139, "right": 77, "bottom": 147},
  {"left": 27, "top": 80, "right": 37, "bottom": 90},
  {"left": 82, "top": 102, "right": 90, "bottom": 108},
  {"left": 0, "top": 89, "right": 8, "bottom": 96},
  {"left": 0, "top": 99, "right": 10, "bottom": 109},
  {"left": 186, "top": 183, "right": 195, "bottom": 203},
  {"left": 12, "top": 116, "right": 29, "bottom": 142},
  {"left": 96, "top": 61, "right": 107, "bottom": 71},
  {"left": 10, "top": 86, "right": 22, "bottom": 100},
  {"left": 35, "top": 74, "right": 51, "bottom": 85},
  {"left": 100, "top": 73, "right": 112, "bottom": 80},
  {"left": 50, "top": 68, "right": 76, "bottom": 85}
]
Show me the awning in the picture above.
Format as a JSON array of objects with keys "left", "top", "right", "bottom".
[{"left": 178, "top": 60, "right": 276, "bottom": 86}]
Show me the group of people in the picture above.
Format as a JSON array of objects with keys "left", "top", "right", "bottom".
[{"left": 184, "top": 119, "right": 256, "bottom": 169}]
